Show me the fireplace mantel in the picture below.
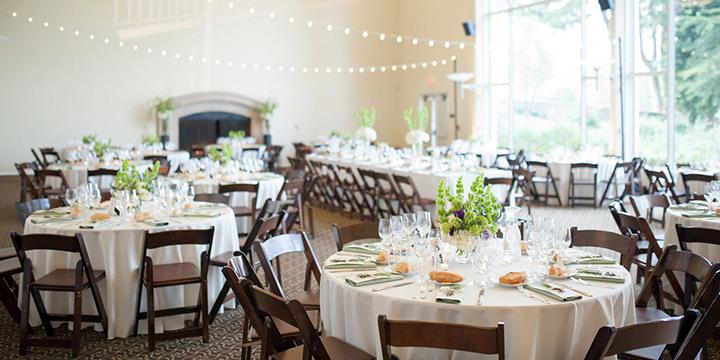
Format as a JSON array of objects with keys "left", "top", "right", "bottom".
[{"left": 165, "top": 91, "right": 264, "bottom": 145}]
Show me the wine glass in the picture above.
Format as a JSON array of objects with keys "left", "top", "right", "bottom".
[
  {"left": 186, "top": 185, "right": 196, "bottom": 204},
  {"left": 390, "top": 216, "right": 404, "bottom": 266},
  {"left": 414, "top": 211, "right": 432, "bottom": 238},
  {"left": 704, "top": 184, "right": 716, "bottom": 206},
  {"left": 65, "top": 188, "right": 77, "bottom": 207}
]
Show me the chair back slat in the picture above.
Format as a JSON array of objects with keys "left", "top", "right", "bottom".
[
  {"left": 254, "top": 232, "right": 321, "bottom": 298},
  {"left": 378, "top": 315, "right": 504, "bottom": 359},
  {"left": 143, "top": 228, "right": 214, "bottom": 249},
  {"left": 218, "top": 183, "right": 259, "bottom": 194},
  {"left": 674, "top": 271, "right": 720, "bottom": 360},
  {"left": 675, "top": 224, "right": 720, "bottom": 249},
  {"left": 256, "top": 233, "right": 306, "bottom": 263},
  {"left": 241, "top": 212, "right": 285, "bottom": 254},
  {"left": 194, "top": 193, "right": 230, "bottom": 205},
  {"left": 227, "top": 253, "right": 263, "bottom": 287},
  {"left": 12, "top": 232, "right": 82, "bottom": 253},
  {"left": 87, "top": 168, "right": 119, "bottom": 177},
  {"left": 332, "top": 222, "right": 379, "bottom": 251},
  {"left": 570, "top": 228, "right": 637, "bottom": 270}
]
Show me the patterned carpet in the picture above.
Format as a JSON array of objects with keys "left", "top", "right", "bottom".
[{"left": 0, "top": 175, "right": 717, "bottom": 359}]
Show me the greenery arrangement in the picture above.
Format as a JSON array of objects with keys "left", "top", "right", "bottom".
[
  {"left": 82, "top": 134, "right": 98, "bottom": 145},
  {"left": 93, "top": 139, "right": 113, "bottom": 160},
  {"left": 141, "top": 134, "right": 160, "bottom": 146},
  {"left": 259, "top": 100, "right": 278, "bottom": 119},
  {"left": 228, "top": 130, "right": 246, "bottom": 140},
  {"left": 208, "top": 143, "right": 235, "bottom": 164},
  {"left": 114, "top": 160, "right": 160, "bottom": 193},
  {"left": 355, "top": 107, "right": 376, "bottom": 128},
  {"left": 403, "top": 104, "right": 429, "bottom": 131},
  {"left": 436, "top": 174, "right": 502, "bottom": 237},
  {"left": 154, "top": 97, "right": 174, "bottom": 114},
  {"left": 330, "top": 130, "right": 352, "bottom": 140}
]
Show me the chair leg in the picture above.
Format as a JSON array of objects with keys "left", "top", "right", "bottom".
[
  {"left": 19, "top": 271, "right": 31, "bottom": 356},
  {"left": 147, "top": 284, "right": 155, "bottom": 352},
  {"left": 209, "top": 279, "right": 231, "bottom": 324},
  {"left": 72, "top": 290, "right": 82, "bottom": 358},
  {"left": 133, "top": 277, "right": 144, "bottom": 336},
  {"left": 0, "top": 276, "right": 21, "bottom": 324},
  {"left": 30, "top": 287, "right": 54, "bottom": 336},
  {"left": 201, "top": 279, "right": 209, "bottom": 343}
]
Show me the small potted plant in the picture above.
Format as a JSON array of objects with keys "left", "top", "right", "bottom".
[
  {"left": 153, "top": 97, "right": 174, "bottom": 150},
  {"left": 259, "top": 100, "right": 277, "bottom": 145}
]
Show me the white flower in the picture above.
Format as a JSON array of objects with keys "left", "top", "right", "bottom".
[
  {"left": 405, "top": 130, "right": 430, "bottom": 145},
  {"left": 355, "top": 127, "right": 377, "bottom": 142}
]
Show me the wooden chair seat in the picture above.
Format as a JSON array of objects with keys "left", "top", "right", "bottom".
[
  {"left": 0, "top": 257, "right": 22, "bottom": 324},
  {"left": 635, "top": 307, "right": 669, "bottom": 323},
  {"left": 272, "top": 336, "right": 374, "bottom": 360},
  {"left": 291, "top": 288, "right": 320, "bottom": 309},
  {"left": 151, "top": 262, "right": 200, "bottom": 286},
  {"left": 210, "top": 251, "right": 235, "bottom": 267},
  {"left": 249, "top": 311, "right": 320, "bottom": 340},
  {"left": 33, "top": 269, "right": 105, "bottom": 290}
]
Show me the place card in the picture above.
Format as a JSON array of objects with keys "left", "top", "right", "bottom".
[
  {"left": 574, "top": 268, "right": 625, "bottom": 283},
  {"left": 435, "top": 284, "right": 466, "bottom": 304},
  {"left": 345, "top": 272, "right": 404, "bottom": 287}
]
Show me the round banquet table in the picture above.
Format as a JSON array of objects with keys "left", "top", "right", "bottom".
[
  {"left": 320, "top": 250, "right": 636, "bottom": 360},
  {"left": 664, "top": 208, "right": 720, "bottom": 261},
  {"left": 23, "top": 203, "right": 239, "bottom": 339},
  {"left": 47, "top": 160, "right": 153, "bottom": 189}
]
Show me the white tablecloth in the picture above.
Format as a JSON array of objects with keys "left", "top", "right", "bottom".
[
  {"left": 23, "top": 204, "right": 239, "bottom": 339},
  {"left": 145, "top": 150, "right": 190, "bottom": 173},
  {"left": 307, "top": 154, "right": 512, "bottom": 203},
  {"left": 320, "top": 252, "right": 635, "bottom": 359},
  {"left": 47, "top": 161, "right": 153, "bottom": 189},
  {"left": 664, "top": 209, "right": 720, "bottom": 261},
  {"left": 175, "top": 172, "right": 285, "bottom": 210}
]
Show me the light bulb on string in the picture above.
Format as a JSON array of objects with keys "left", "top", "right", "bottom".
[
  {"left": 288, "top": 17, "right": 294, "bottom": 23},
  {"left": 362, "top": 31, "right": 369, "bottom": 38},
  {"left": 396, "top": 36, "right": 402, "bottom": 43},
  {"left": 379, "top": 33, "right": 386, "bottom": 40},
  {"left": 43, "top": 22, "right": 48, "bottom": 27},
  {"left": 444, "top": 41, "right": 450, "bottom": 48},
  {"left": 344, "top": 28, "right": 350, "bottom": 35},
  {"left": 428, "top": 40, "right": 434, "bottom": 47},
  {"left": 412, "top": 38, "right": 418, "bottom": 45},
  {"left": 307, "top": 21, "right": 313, "bottom": 27},
  {"left": 459, "top": 43, "right": 465, "bottom": 50}
]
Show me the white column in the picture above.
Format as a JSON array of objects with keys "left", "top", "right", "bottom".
[
  {"left": 667, "top": 0, "right": 676, "bottom": 164},
  {"left": 476, "top": 0, "right": 495, "bottom": 148},
  {"left": 507, "top": 10, "right": 515, "bottom": 150},
  {"left": 580, "top": 0, "right": 588, "bottom": 144}
]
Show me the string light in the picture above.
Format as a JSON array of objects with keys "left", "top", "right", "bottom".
[{"left": 4, "top": 9, "right": 456, "bottom": 76}]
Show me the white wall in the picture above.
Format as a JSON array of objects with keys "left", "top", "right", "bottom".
[{"left": 0, "top": 0, "right": 472, "bottom": 173}]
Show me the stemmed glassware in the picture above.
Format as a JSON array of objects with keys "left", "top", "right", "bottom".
[
  {"left": 378, "top": 218, "right": 393, "bottom": 270},
  {"left": 414, "top": 211, "right": 431, "bottom": 238},
  {"left": 65, "top": 188, "right": 77, "bottom": 207}
]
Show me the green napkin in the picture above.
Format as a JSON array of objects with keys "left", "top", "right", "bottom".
[
  {"left": 345, "top": 272, "right": 404, "bottom": 287},
  {"left": 143, "top": 219, "right": 169, "bottom": 227},
  {"left": 30, "top": 216, "right": 74, "bottom": 224},
  {"left": 573, "top": 255, "right": 616, "bottom": 265},
  {"left": 33, "top": 209, "right": 71, "bottom": 216},
  {"left": 325, "top": 255, "right": 377, "bottom": 270},
  {"left": 574, "top": 268, "right": 625, "bottom": 283},
  {"left": 78, "top": 220, "right": 113, "bottom": 229},
  {"left": 671, "top": 202, "right": 710, "bottom": 212},
  {"left": 182, "top": 212, "right": 221, "bottom": 218},
  {"left": 682, "top": 213, "right": 720, "bottom": 219},
  {"left": 343, "top": 243, "right": 382, "bottom": 255},
  {"left": 526, "top": 282, "right": 582, "bottom": 301},
  {"left": 435, "top": 284, "right": 466, "bottom": 304}
]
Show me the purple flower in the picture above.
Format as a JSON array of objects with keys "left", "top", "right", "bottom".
[
  {"left": 449, "top": 227, "right": 455, "bottom": 236},
  {"left": 453, "top": 209, "right": 465, "bottom": 219}
]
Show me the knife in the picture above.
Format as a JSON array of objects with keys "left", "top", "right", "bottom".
[{"left": 372, "top": 281, "right": 414, "bottom": 292}]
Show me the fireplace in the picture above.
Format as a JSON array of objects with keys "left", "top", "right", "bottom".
[
  {"left": 178, "top": 112, "right": 251, "bottom": 151},
  {"left": 164, "top": 91, "right": 265, "bottom": 148}
]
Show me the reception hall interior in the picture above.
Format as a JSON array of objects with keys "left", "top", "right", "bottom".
[{"left": 2, "top": 0, "right": 720, "bottom": 359}]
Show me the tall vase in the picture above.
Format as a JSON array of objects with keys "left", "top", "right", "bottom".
[
  {"left": 446, "top": 231, "right": 474, "bottom": 264},
  {"left": 412, "top": 143, "right": 423, "bottom": 158}
]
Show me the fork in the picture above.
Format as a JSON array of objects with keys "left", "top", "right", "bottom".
[{"left": 518, "top": 286, "right": 550, "bottom": 304}]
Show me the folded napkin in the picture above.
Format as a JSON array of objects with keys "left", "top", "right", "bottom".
[
  {"left": 143, "top": 219, "right": 170, "bottom": 227},
  {"left": 30, "top": 216, "right": 74, "bottom": 224},
  {"left": 526, "top": 282, "right": 582, "bottom": 302},
  {"left": 573, "top": 255, "right": 616, "bottom": 265},
  {"left": 33, "top": 209, "right": 71, "bottom": 216},
  {"left": 435, "top": 284, "right": 466, "bottom": 304},
  {"left": 343, "top": 243, "right": 382, "bottom": 255},
  {"left": 78, "top": 220, "right": 114, "bottom": 229},
  {"left": 682, "top": 213, "right": 720, "bottom": 219},
  {"left": 574, "top": 268, "right": 625, "bottom": 283},
  {"left": 671, "top": 202, "right": 710, "bottom": 212},
  {"left": 182, "top": 212, "right": 222, "bottom": 218},
  {"left": 345, "top": 272, "right": 404, "bottom": 287},
  {"left": 324, "top": 255, "right": 377, "bottom": 270}
]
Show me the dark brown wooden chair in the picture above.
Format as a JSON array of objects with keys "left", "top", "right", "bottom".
[
  {"left": 15, "top": 162, "right": 42, "bottom": 202},
  {"left": 31, "top": 149, "right": 44, "bottom": 167},
  {"left": 308, "top": 160, "right": 341, "bottom": 209},
  {"left": 15, "top": 198, "right": 66, "bottom": 227},
  {"left": 333, "top": 164, "right": 365, "bottom": 216},
  {"left": 39, "top": 147, "right": 61, "bottom": 167},
  {"left": 526, "top": 160, "right": 562, "bottom": 206},
  {"left": 357, "top": 168, "right": 380, "bottom": 218},
  {"left": 35, "top": 169, "right": 69, "bottom": 199},
  {"left": 392, "top": 173, "right": 434, "bottom": 213},
  {"left": 611, "top": 209, "right": 666, "bottom": 283},
  {"left": 673, "top": 270, "right": 720, "bottom": 360},
  {"left": 484, "top": 177, "right": 514, "bottom": 206},
  {"left": 675, "top": 225, "right": 720, "bottom": 254},
  {"left": 374, "top": 171, "right": 402, "bottom": 217},
  {"left": 0, "top": 255, "right": 22, "bottom": 325},
  {"left": 133, "top": 228, "right": 214, "bottom": 351},
  {"left": 332, "top": 221, "right": 380, "bottom": 251},
  {"left": 569, "top": 227, "right": 638, "bottom": 270},
  {"left": 644, "top": 167, "right": 681, "bottom": 203},
  {"left": 630, "top": 194, "right": 671, "bottom": 227},
  {"left": 274, "top": 175, "right": 307, "bottom": 232},
  {"left": 11, "top": 232, "right": 108, "bottom": 357},
  {"left": 254, "top": 232, "right": 322, "bottom": 311},
  {"left": 681, "top": 173, "right": 718, "bottom": 202},
  {"left": 569, "top": 163, "right": 598, "bottom": 207},
  {"left": 599, "top": 161, "right": 636, "bottom": 206},
  {"left": 378, "top": 315, "right": 505, "bottom": 359},
  {"left": 194, "top": 192, "right": 230, "bottom": 205},
  {"left": 209, "top": 214, "right": 284, "bottom": 324},
  {"left": 511, "top": 168, "right": 536, "bottom": 215},
  {"left": 262, "top": 145, "right": 283, "bottom": 172},
  {"left": 219, "top": 182, "right": 259, "bottom": 234},
  {"left": 584, "top": 310, "right": 699, "bottom": 360}
]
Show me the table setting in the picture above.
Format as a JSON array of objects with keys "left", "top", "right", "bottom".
[
  {"left": 23, "top": 161, "right": 239, "bottom": 339},
  {"left": 320, "top": 176, "right": 635, "bottom": 359},
  {"left": 665, "top": 181, "right": 720, "bottom": 262}
]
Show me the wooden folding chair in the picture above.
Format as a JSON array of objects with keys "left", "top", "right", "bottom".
[
  {"left": 526, "top": 160, "right": 563, "bottom": 206},
  {"left": 378, "top": 315, "right": 505, "bottom": 359},
  {"left": 15, "top": 162, "right": 42, "bottom": 202},
  {"left": 569, "top": 163, "right": 598, "bottom": 207},
  {"left": 570, "top": 227, "right": 638, "bottom": 270},
  {"left": 332, "top": 221, "right": 380, "bottom": 251},
  {"left": 392, "top": 173, "right": 434, "bottom": 213},
  {"left": 644, "top": 168, "right": 681, "bottom": 204},
  {"left": 219, "top": 182, "right": 259, "bottom": 235},
  {"left": 11, "top": 232, "right": 108, "bottom": 357},
  {"left": 630, "top": 194, "right": 671, "bottom": 227},
  {"left": 599, "top": 161, "right": 635, "bottom": 206},
  {"left": 681, "top": 173, "right": 718, "bottom": 202}
]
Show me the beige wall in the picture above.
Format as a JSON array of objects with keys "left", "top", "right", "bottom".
[{"left": 0, "top": 0, "right": 472, "bottom": 173}]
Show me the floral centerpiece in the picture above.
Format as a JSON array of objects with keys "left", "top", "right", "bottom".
[
  {"left": 154, "top": 97, "right": 174, "bottom": 149},
  {"left": 208, "top": 143, "right": 235, "bottom": 165},
  {"left": 228, "top": 130, "right": 246, "bottom": 141},
  {"left": 114, "top": 160, "right": 160, "bottom": 200},
  {"left": 436, "top": 174, "right": 502, "bottom": 262},
  {"left": 141, "top": 134, "right": 160, "bottom": 146},
  {"left": 82, "top": 134, "right": 98, "bottom": 145},
  {"left": 259, "top": 100, "right": 277, "bottom": 145},
  {"left": 354, "top": 107, "right": 377, "bottom": 143},
  {"left": 93, "top": 139, "right": 113, "bottom": 162},
  {"left": 403, "top": 104, "right": 430, "bottom": 156}
]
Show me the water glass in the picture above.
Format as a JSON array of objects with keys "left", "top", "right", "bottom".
[{"left": 414, "top": 211, "right": 432, "bottom": 237}]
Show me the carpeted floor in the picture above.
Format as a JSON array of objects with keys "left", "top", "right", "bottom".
[{"left": 0, "top": 175, "right": 717, "bottom": 359}]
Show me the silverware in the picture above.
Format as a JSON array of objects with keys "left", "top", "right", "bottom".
[
  {"left": 518, "top": 286, "right": 550, "bottom": 304},
  {"left": 476, "top": 286, "right": 485, "bottom": 305},
  {"left": 571, "top": 276, "right": 614, "bottom": 289},
  {"left": 570, "top": 276, "right": 588, "bottom": 285},
  {"left": 372, "top": 281, "right": 414, "bottom": 292},
  {"left": 553, "top": 281, "right": 593, "bottom": 297}
]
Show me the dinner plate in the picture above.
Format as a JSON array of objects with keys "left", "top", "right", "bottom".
[
  {"left": 432, "top": 279, "right": 465, "bottom": 286},
  {"left": 494, "top": 280, "right": 530, "bottom": 288}
]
